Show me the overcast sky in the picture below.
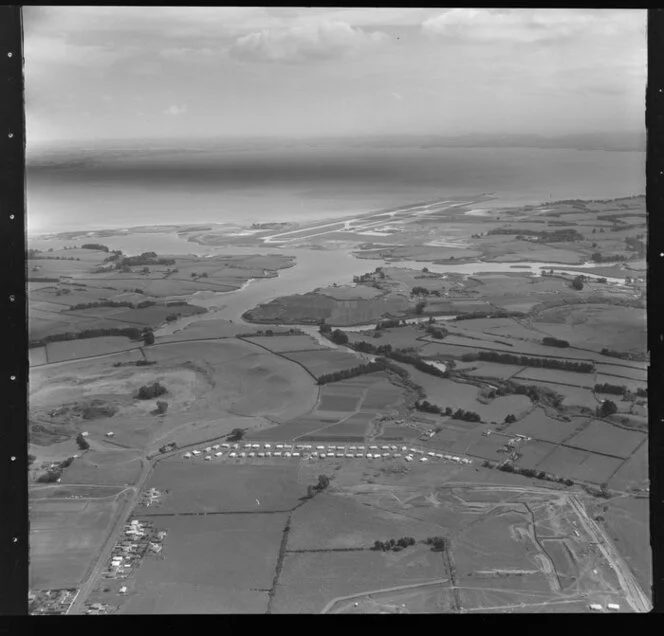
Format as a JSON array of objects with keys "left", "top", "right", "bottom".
[{"left": 23, "top": 7, "right": 647, "bottom": 145}]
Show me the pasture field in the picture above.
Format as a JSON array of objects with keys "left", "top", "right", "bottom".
[
  {"left": 348, "top": 325, "right": 427, "bottom": 350},
  {"left": 594, "top": 374, "right": 646, "bottom": 393},
  {"left": 465, "top": 362, "right": 525, "bottom": 380},
  {"left": 318, "top": 393, "right": 364, "bottom": 412},
  {"left": 273, "top": 549, "right": 449, "bottom": 614},
  {"left": 419, "top": 342, "right": 482, "bottom": 359},
  {"left": 29, "top": 347, "right": 48, "bottom": 367},
  {"left": 60, "top": 449, "right": 144, "bottom": 486},
  {"left": 376, "top": 424, "right": 418, "bottom": 441},
  {"left": 29, "top": 494, "right": 128, "bottom": 590},
  {"left": 45, "top": 337, "right": 140, "bottom": 364},
  {"left": 512, "top": 367, "right": 595, "bottom": 389},
  {"left": 143, "top": 340, "right": 319, "bottom": 423},
  {"left": 600, "top": 496, "right": 651, "bottom": 596},
  {"left": 608, "top": 442, "right": 648, "bottom": 491},
  {"left": 242, "top": 334, "right": 328, "bottom": 353},
  {"left": 504, "top": 410, "right": 586, "bottom": 443},
  {"left": 536, "top": 447, "right": 624, "bottom": 484},
  {"left": 120, "top": 514, "right": 287, "bottom": 614},
  {"left": 514, "top": 440, "right": 558, "bottom": 471},
  {"left": 284, "top": 349, "right": 365, "bottom": 377},
  {"left": 596, "top": 363, "right": 647, "bottom": 381},
  {"left": 513, "top": 380, "right": 599, "bottom": 410},
  {"left": 317, "top": 285, "right": 383, "bottom": 300},
  {"left": 29, "top": 340, "right": 317, "bottom": 451},
  {"left": 158, "top": 319, "right": 257, "bottom": 342},
  {"left": 466, "top": 434, "right": 514, "bottom": 461},
  {"left": 140, "top": 461, "right": 304, "bottom": 513},
  {"left": 565, "top": 421, "right": 646, "bottom": 458},
  {"left": 361, "top": 379, "right": 404, "bottom": 410},
  {"left": 310, "top": 412, "right": 374, "bottom": 438},
  {"left": 532, "top": 304, "right": 646, "bottom": 356},
  {"left": 246, "top": 414, "right": 338, "bottom": 442}
]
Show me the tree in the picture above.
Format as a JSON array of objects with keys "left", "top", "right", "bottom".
[
  {"left": 317, "top": 474, "right": 331, "bottom": 490},
  {"left": 143, "top": 330, "right": 155, "bottom": 346},
  {"left": 504, "top": 414, "right": 516, "bottom": 424},
  {"left": 228, "top": 428, "right": 245, "bottom": 442},
  {"left": 155, "top": 401, "right": 168, "bottom": 415},
  {"left": 330, "top": 329, "right": 348, "bottom": 345},
  {"left": 76, "top": 433, "right": 90, "bottom": 450},
  {"left": 414, "top": 301, "right": 427, "bottom": 315},
  {"left": 571, "top": 275, "right": 584, "bottom": 291},
  {"left": 598, "top": 399, "right": 618, "bottom": 418}
]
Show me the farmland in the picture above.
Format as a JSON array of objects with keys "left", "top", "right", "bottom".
[
  {"left": 30, "top": 492, "right": 130, "bottom": 590},
  {"left": 28, "top": 193, "right": 648, "bottom": 613}
]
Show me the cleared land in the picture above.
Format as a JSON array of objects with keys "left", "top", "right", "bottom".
[
  {"left": 30, "top": 493, "right": 128, "bottom": 590},
  {"left": 565, "top": 421, "right": 645, "bottom": 459},
  {"left": 121, "top": 514, "right": 287, "bottom": 614}
]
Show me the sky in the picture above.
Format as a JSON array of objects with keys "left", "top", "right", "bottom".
[{"left": 23, "top": 7, "right": 647, "bottom": 146}]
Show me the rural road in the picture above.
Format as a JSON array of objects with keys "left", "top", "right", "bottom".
[{"left": 67, "top": 458, "right": 153, "bottom": 615}]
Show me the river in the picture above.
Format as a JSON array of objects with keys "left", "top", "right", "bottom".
[{"left": 155, "top": 248, "right": 626, "bottom": 339}]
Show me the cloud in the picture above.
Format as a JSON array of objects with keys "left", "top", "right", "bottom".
[
  {"left": 163, "top": 105, "right": 187, "bottom": 116},
  {"left": 391, "top": 92, "right": 403, "bottom": 101},
  {"left": 158, "top": 47, "right": 217, "bottom": 61},
  {"left": 24, "top": 35, "right": 128, "bottom": 70},
  {"left": 229, "top": 21, "right": 388, "bottom": 63},
  {"left": 422, "top": 9, "right": 644, "bottom": 44}
]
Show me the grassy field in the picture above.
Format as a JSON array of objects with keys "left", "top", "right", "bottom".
[
  {"left": 120, "top": 514, "right": 287, "bottom": 614},
  {"left": 30, "top": 494, "right": 128, "bottom": 590},
  {"left": 140, "top": 461, "right": 305, "bottom": 513},
  {"left": 532, "top": 304, "right": 646, "bottom": 356},
  {"left": 60, "top": 449, "right": 144, "bottom": 486},
  {"left": 565, "top": 421, "right": 646, "bottom": 458},
  {"left": 29, "top": 347, "right": 48, "bottom": 367},
  {"left": 608, "top": 441, "right": 648, "bottom": 491},
  {"left": 600, "top": 496, "right": 651, "bottom": 596},
  {"left": 242, "top": 334, "right": 328, "bottom": 352},
  {"left": 318, "top": 392, "right": 364, "bottom": 412},
  {"left": 283, "top": 349, "right": 364, "bottom": 377},
  {"left": 45, "top": 337, "right": 140, "bottom": 364},
  {"left": 504, "top": 410, "right": 586, "bottom": 443},
  {"left": 512, "top": 367, "right": 596, "bottom": 389},
  {"left": 536, "top": 447, "right": 624, "bottom": 484},
  {"left": 29, "top": 339, "right": 318, "bottom": 452}
]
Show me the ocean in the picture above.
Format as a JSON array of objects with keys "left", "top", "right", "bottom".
[{"left": 26, "top": 142, "right": 645, "bottom": 236}]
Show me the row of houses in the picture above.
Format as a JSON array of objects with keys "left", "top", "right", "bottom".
[
  {"left": 181, "top": 442, "right": 473, "bottom": 465},
  {"left": 103, "top": 519, "right": 167, "bottom": 581}
]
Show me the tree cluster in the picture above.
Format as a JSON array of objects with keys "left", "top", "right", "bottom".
[
  {"left": 477, "top": 350, "right": 594, "bottom": 373},
  {"left": 594, "top": 383, "right": 627, "bottom": 396},
  {"left": 491, "top": 461, "right": 575, "bottom": 486},
  {"left": 455, "top": 310, "right": 526, "bottom": 321},
  {"left": 330, "top": 329, "right": 349, "bottom": 345},
  {"left": 75, "top": 433, "right": 90, "bottom": 450},
  {"left": 541, "top": 337, "right": 570, "bottom": 348},
  {"left": 136, "top": 382, "right": 167, "bottom": 400},
  {"left": 423, "top": 536, "right": 447, "bottom": 552},
  {"left": 306, "top": 474, "right": 331, "bottom": 498},
  {"left": 375, "top": 318, "right": 404, "bottom": 330},
  {"left": 81, "top": 243, "right": 110, "bottom": 252},
  {"left": 487, "top": 228, "right": 584, "bottom": 242},
  {"left": 426, "top": 325, "right": 447, "bottom": 339},
  {"left": 317, "top": 360, "right": 387, "bottom": 385},
  {"left": 596, "top": 400, "right": 618, "bottom": 418},
  {"left": 228, "top": 428, "right": 245, "bottom": 442},
  {"left": 600, "top": 348, "right": 631, "bottom": 360},
  {"left": 29, "top": 326, "right": 143, "bottom": 349},
  {"left": 371, "top": 537, "right": 416, "bottom": 552}
]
